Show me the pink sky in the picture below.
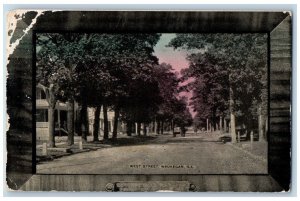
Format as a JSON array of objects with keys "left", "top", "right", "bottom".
[
  {"left": 153, "top": 34, "right": 196, "bottom": 117},
  {"left": 153, "top": 34, "right": 189, "bottom": 72}
]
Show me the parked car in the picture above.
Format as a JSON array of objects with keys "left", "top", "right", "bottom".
[
  {"left": 218, "top": 131, "right": 259, "bottom": 143},
  {"left": 219, "top": 135, "right": 232, "bottom": 143},
  {"left": 173, "top": 127, "right": 187, "bottom": 137}
]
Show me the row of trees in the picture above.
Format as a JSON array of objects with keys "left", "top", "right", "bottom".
[
  {"left": 168, "top": 33, "right": 268, "bottom": 142},
  {"left": 36, "top": 33, "right": 192, "bottom": 147}
]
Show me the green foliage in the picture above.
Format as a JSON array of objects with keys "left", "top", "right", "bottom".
[
  {"left": 152, "top": 62, "right": 193, "bottom": 127},
  {"left": 153, "top": 63, "right": 181, "bottom": 120},
  {"left": 173, "top": 97, "right": 193, "bottom": 128},
  {"left": 169, "top": 33, "right": 268, "bottom": 130},
  {"left": 37, "top": 33, "right": 161, "bottom": 105},
  {"left": 186, "top": 52, "right": 229, "bottom": 116},
  {"left": 36, "top": 33, "right": 94, "bottom": 102},
  {"left": 37, "top": 33, "right": 164, "bottom": 136}
]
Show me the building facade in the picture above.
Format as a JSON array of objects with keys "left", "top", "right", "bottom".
[{"left": 36, "top": 85, "right": 120, "bottom": 141}]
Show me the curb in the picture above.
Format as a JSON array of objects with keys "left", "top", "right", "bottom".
[{"left": 36, "top": 148, "right": 93, "bottom": 163}]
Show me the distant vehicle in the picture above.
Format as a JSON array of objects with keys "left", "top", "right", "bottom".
[
  {"left": 219, "top": 135, "right": 232, "bottom": 143},
  {"left": 218, "top": 131, "right": 259, "bottom": 143},
  {"left": 174, "top": 127, "right": 181, "bottom": 135},
  {"left": 173, "top": 127, "right": 187, "bottom": 137}
]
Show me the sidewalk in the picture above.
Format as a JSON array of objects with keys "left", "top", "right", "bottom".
[
  {"left": 36, "top": 134, "right": 157, "bottom": 163},
  {"left": 203, "top": 131, "right": 268, "bottom": 163},
  {"left": 36, "top": 138, "right": 110, "bottom": 163},
  {"left": 228, "top": 141, "right": 268, "bottom": 163}
]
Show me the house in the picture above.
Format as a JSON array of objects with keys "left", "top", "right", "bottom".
[
  {"left": 87, "top": 107, "right": 125, "bottom": 136},
  {"left": 36, "top": 86, "right": 69, "bottom": 140},
  {"left": 36, "top": 85, "right": 121, "bottom": 141}
]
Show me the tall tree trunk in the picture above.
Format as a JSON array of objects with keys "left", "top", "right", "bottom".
[
  {"left": 80, "top": 101, "right": 88, "bottom": 143},
  {"left": 67, "top": 100, "right": 74, "bottom": 146},
  {"left": 112, "top": 107, "right": 120, "bottom": 140},
  {"left": 152, "top": 121, "right": 155, "bottom": 133},
  {"left": 143, "top": 123, "right": 147, "bottom": 136},
  {"left": 137, "top": 122, "right": 141, "bottom": 136},
  {"left": 135, "top": 123, "right": 138, "bottom": 135},
  {"left": 229, "top": 85, "right": 237, "bottom": 143},
  {"left": 223, "top": 118, "right": 227, "bottom": 133},
  {"left": 141, "top": 123, "right": 144, "bottom": 135},
  {"left": 156, "top": 121, "right": 160, "bottom": 134},
  {"left": 206, "top": 118, "right": 209, "bottom": 132},
  {"left": 48, "top": 106, "right": 56, "bottom": 148},
  {"left": 93, "top": 106, "right": 101, "bottom": 142},
  {"left": 219, "top": 116, "right": 223, "bottom": 132},
  {"left": 46, "top": 85, "right": 57, "bottom": 147},
  {"left": 172, "top": 119, "right": 175, "bottom": 137},
  {"left": 258, "top": 105, "right": 266, "bottom": 142},
  {"left": 212, "top": 109, "right": 217, "bottom": 131},
  {"left": 57, "top": 102, "right": 61, "bottom": 136},
  {"left": 103, "top": 104, "right": 109, "bottom": 140},
  {"left": 126, "top": 120, "right": 132, "bottom": 136},
  {"left": 180, "top": 127, "right": 185, "bottom": 137},
  {"left": 160, "top": 121, "right": 164, "bottom": 134}
]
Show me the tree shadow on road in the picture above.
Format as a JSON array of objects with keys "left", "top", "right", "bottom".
[
  {"left": 99, "top": 135, "right": 157, "bottom": 146},
  {"left": 98, "top": 134, "right": 222, "bottom": 147},
  {"left": 36, "top": 134, "right": 224, "bottom": 164}
]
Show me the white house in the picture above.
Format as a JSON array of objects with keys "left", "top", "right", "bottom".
[{"left": 36, "top": 85, "right": 121, "bottom": 141}]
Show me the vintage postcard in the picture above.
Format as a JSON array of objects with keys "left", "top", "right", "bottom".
[{"left": 6, "top": 10, "right": 292, "bottom": 192}]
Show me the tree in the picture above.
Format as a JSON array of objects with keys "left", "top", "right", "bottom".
[
  {"left": 99, "top": 34, "right": 162, "bottom": 140},
  {"left": 37, "top": 33, "right": 112, "bottom": 145},
  {"left": 93, "top": 106, "right": 101, "bottom": 141},
  {"left": 152, "top": 63, "right": 182, "bottom": 134},
  {"left": 36, "top": 33, "right": 85, "bottom": 147},
  {"left": 169, "top": 33, "right": 267, "bottom": 142},
  {"left": 72, "top": 33, "right": 162, "bottom": 141},
  {"left": 172, "top": 97, "right": 193, "bottom": 137},
  {"left": 181, "top": 53, "right": 229, "bottom": 132},
  {"left": 120, "top": 76, "right": 161, "bottom": 137}
]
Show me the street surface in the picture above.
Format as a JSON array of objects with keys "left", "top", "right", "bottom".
[{"left": 37, "top": 132, "right": 268, "bottom": 174}]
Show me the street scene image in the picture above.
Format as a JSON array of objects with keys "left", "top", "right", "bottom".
[{"left": 35, "top": 33, "right": 268, "bottom": 174}]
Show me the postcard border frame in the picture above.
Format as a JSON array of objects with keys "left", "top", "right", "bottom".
[{"left": 6, "top": 10, "right": 292, "bottom": 192}]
